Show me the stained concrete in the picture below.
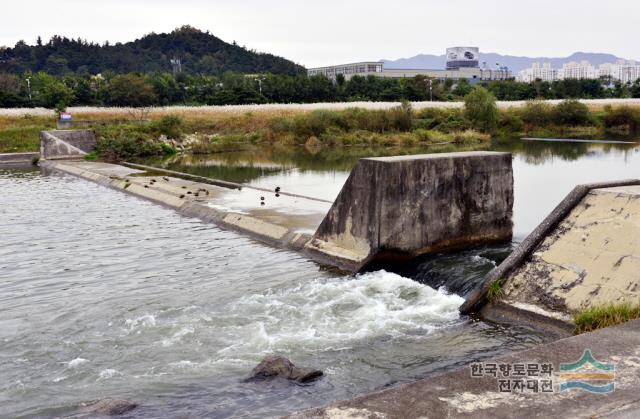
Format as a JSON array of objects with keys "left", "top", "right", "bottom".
[
  {"left": 309, "top": 151, "right": 514, "bottom": 271},
  {"left": 291, "top": 318, "right": 640, "bottom": 418},
  {"left": 496, "top": 185, "right": 640, "bottom": 324},
  {"left": 40, "top": 130, "right": 96, "bottom": 160},
  {"left": 461, "top": 179, "right": 640, "bottom": 316}
]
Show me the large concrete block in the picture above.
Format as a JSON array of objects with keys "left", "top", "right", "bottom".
[
  {"left": 40, "top": 130, "right": 96, "bottom": 160},
  {"left": 308, "top": 151, "right": 513, "bottom": 270}
]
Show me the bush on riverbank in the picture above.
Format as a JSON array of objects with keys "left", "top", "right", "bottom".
[
  {"left": 463, "top": 87, "right": 498, "bottom": 133},
  {"left": 603, "top": 105, "right": 640, "bottom": 133}
]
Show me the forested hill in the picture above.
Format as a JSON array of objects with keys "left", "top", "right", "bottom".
[{"left": 0, "top": 26, "right": 305, "bottom": 76}]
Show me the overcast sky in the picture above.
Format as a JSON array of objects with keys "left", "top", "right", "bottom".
[{"left": 3, "top": 0, "right": 638, "bottom": 67}]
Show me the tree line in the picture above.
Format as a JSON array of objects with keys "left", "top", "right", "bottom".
[{"left": 1, "top": 71, "right": 639, "bottom": 109}]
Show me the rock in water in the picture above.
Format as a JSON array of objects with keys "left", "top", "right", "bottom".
[
  {"left": 248, "top": 355, "right": 323, "bottom": 383},
  {"left": 80, "top": 399, "right": 138, "bottom": 416}
]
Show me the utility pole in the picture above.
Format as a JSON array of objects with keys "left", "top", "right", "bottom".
[
  {"left": 26, "top": 77, "right": 32, "bottom": 101},
  {"left": 429, "top": 79, "right": 433, "bottom": 101},
  {"left": 256, "top": 77, "right": 264, "bottom": 95}
]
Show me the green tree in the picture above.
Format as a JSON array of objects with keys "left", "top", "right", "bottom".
[
  {"left": 463, "top": 86, "right": 498, "bottom": 132},
  {"left": 106, "top": 74, "right": 157, "bottom": 107},
  {"left": 552, "top": 100, "right": 592, "bottom": 125}
]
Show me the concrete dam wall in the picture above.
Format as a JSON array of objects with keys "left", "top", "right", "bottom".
[
  {"left": 39, "top": 131, "right": 516, "bottom": 272},
  {"left": 307, "top": 152, "right": 514, "bottom": 270}
]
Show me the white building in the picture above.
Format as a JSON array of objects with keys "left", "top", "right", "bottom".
[
  {"left": 308, "top": 48, "right": 513, "bottom": 82},
  {"left": 517, "top": 62, "right": 558, "bottom": 82},
  {"left": 599, "top": 60, "right": 640, "bottom": 83},
  {"left": 308, "top": 62, "right": 384, "bottom": 79},
  {"left": 559, "top": 61, "right": 597, "bottom": 80}
]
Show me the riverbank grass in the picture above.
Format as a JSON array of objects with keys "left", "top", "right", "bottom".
[
  {"left": 573, "top": 302, "right": 640, "bottom": 334},
  {"left": 0, "top": 116, "right": 54, "bottom": 153}
]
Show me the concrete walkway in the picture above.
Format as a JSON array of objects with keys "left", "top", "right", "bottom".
[{"left": 292, "top": 319, "right": 640, "bottom": 418}]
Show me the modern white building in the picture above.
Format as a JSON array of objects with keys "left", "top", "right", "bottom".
[
  {"left": 559, "top": 61, "right": 597, "bottom": 80},
  {"left": 307, "top": 62, "right": 384, "bottom": 79},
  {"left": 517, "top": 63, "right": 558, "bottom": 82},
  {"left": 599, "top": 60, "right": 640, "bottom": 83},
  {"left": 307, "top": 48, "right": 513, "bottom": 82}
]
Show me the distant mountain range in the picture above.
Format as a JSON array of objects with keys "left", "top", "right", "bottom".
[{"left": 383, "top": 52, "right": 634, "bottom": 73}]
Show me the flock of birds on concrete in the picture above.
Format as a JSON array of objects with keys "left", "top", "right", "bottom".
[
  {"left": 261, "top": 186, "right": 280, "bottom": 206},
  {"left": 140, "top": 176, "right": 282, "bottom": 206}
]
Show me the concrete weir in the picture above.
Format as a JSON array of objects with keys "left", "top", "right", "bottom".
[{"left": 37, "top": 132, "right": 515, "bottom": 272}]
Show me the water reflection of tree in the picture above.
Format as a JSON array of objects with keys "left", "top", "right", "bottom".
[
  {"left": 492, "top": 138, "right": 638, "bottom": 165},
  {"left": 138, "top": 140, "right": 637, "bottom": 184}
]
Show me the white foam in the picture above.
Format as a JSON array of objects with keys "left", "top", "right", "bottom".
[
  {"left": 67, "top": 357, "right": 89, "bottom": 368},
  {"left": 161, "top": 326, "right": 195, "bottom": 347},
  {"left": 216, "top": 270, "right": 464, "bottom": 355},
  {"left": 98, "top": 369, "right": 122, "bottom": 380},
  {"left": 124, "top": 314, "right": 156, "bottom": 331}
]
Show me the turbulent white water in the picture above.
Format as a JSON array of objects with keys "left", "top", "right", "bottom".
[{"left": 215, "top": 270, "right": 464, "bottom": 356}]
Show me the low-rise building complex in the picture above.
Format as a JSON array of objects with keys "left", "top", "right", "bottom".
[{"left": 308, "top": 47, "right": 513, "bottom": 82}]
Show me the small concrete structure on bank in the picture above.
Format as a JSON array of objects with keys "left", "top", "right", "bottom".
[
  {"left": 308, "top": 152, "right": 514, "bottom": 270},
  {"left": 40, "top": 129, "right": 96, "bottom": 160},
  {"left": 37, "top": 131, "right": 515, "bottom": 272}
]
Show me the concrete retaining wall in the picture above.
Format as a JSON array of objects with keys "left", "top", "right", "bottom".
[
  {"left": 40, "top": 130, "right": 96, "bottom": 160},
  {"left": 0, "top": 152, "right": 39, "bottom": 165},
  {"left": 307, "top": 151, "right": 514, "bottom": 271}
]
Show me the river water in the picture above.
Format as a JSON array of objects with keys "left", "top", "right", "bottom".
[{"left": 1, "top": 139, "right": 638, "bottom": 417}]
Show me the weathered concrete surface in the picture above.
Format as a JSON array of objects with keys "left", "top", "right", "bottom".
[
  {"left": 461, "top": 179, "right": 640, "bottom": 316},
  {"left": 40, "top": 160, "right": 332, "bottom": 264},
  {"left": 290, "top": 319, "right": 640, "bottom": 418},
  {"left": 495, "top": 185, "right": 640, "bottom": 324},
  {"left": 308, "top": 152, "right": 513, "bottom": 271},
  {"left": 0, "top": 152, "right": 39, "bottom": 165},
  {"left": 40, "top": 130, "right": 96, "bottom": 160}
]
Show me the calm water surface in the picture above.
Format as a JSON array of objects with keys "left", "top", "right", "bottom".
[{"left": 2, "top": 139, "right": 638, "bottom": 417}]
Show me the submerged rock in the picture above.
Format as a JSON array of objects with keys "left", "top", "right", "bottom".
[
  {"left": 80, "top": 399, "right": 138, "bottom": 416},
  {"left": 248, "top": 355, "right": 323, "bottom": 383}
]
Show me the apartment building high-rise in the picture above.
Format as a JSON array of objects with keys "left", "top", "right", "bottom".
[{"left": 517, "top": 62, "right": 558, "bottom": 82}]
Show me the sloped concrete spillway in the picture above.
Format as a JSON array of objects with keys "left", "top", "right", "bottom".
[
  {"left": 462, "top": 179, "right": 640, "bottom": 331},
  {"left": 39, "top": 130, "right": 515, "bottom": 272}
]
